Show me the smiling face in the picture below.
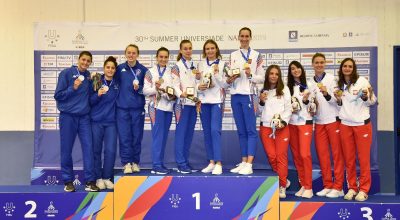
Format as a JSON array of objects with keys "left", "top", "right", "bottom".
[
  {"left": 239, "top": 29, "right": 252, "bottom": 49},
  {"left": 103, "top": 61, "right": 116, "bottom": 79},
  {"left": 77, "top": 55, "right": 92, "bottom": 71},
  {"left": 204, "top": 42, "right": 217, "bottom": 60},
  {"left": 312, "top": 56, "right": 326, "bottom": 75},
  {"left": 125, "top": 46, "right": 139, "bottom": 63},
  {"left": 180, "top": 42, "right": 193, "bottom": 60},
  {"left": 268, "top": 67, "right": 280, "bottom": 85},
  {"left": 341, "top": 60, "right": 354, "bottom": 77},
  {"left": 157, "top": 50, "right": 169, "bottom": 67},
  {"left": 290, "top": 64, "right": 302, "bottom": 80}
]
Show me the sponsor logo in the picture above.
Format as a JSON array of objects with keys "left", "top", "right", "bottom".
[
  {"left": 44, "top": 176, "right": 59, "bottom": 185},
  {"left": 169, "top": 194, "right": 181, "bottom": 208},
  {"left": 210, "top": 193, "right": 224, "bottom": 209},
  {"left": 288, "top": 30, "right": 298, "bottom": 42},
  {"left": 363, "top": 134, "right": 369, "bottom": 138},
  {"left": 72, "top": 30, "right": 88, "bottom": 49},
  {"left": 3, "top": 202, "right": 16, "bottom": 217},
  {"left": 382, "top": 209, "right": 396, "bottom": 220},
  {"left": 73, "top": 175, "right": 81, "bottom": 185},
  {"left": 337, "top": 208, "right": 351, "bottom": 219},
  {"left": 44, "top": 30, "right": 60, "bottom": 48},
  {"left": 44, "top": 201, "right": 59, "bottom": 218}
]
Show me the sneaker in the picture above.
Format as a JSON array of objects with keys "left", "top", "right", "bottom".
[
  {"left": 326, "top": 189, "right": 344, "bottom": 198},
  {"left": 151, "top": 167, "right": 170, "bottom": 175},
  {"left": 344, "top": 189, "right": 357, "bottom": 200},
  {"left": 316, "top": 188, "right": 331, "bottom": 197},
  {"left": 85, "top": 181, "right": 100, "bottom": 192},
  {"left": 238, "top": 163, "right": 253, "bottom": 175},
  {"left": 286, "top": 179, "right": 291, "bottom": 189},
  {"left": 96, "top": 179, "right": 106, "bottom": 190},
  {"left": 188, "top": 164, "right": 198, "bottom": 173},
  {"left": 64, "top": 182, "right": 75, "bottom": 192},
  {"left": 230, "top": 162, "right": 246, "bottom": 173},
  {"left": 177, "top": 165, "right": 192, "bottom": 174},
  {"left": 302, "top": 189, "right": 313, "bottom": 198},
  {"left": 103, "top": 179, "right": 114, "bottom": 189},
  {"left": 212, "top": 164, "right": 223, "bottom": 175},
  {"left": 201, "top": 163, "right": 215, "bottom": 173},
  {"left": 123, "top": 163, "right": 133, "bottom": 174},
  {"left": 355, "top": 191, "right": 368, "bottom": 202},
  {"left": 279, "top": 186, "right": 286, "bottom": 198},
  {"left": 132, "top": 163, "right": 140, "bottom": 172},
  {"left": 295, "top": 186, "right": 305, "bottom": 197}
]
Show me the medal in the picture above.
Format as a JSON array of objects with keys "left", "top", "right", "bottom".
[
  {"left": 247, "top": 58, "right": 252, "bottom": 64},
  {"left": 337, "top": 90, "right": 343, "bottom": 96},
  {"left": 317, "top": 83, "right": 323, "bottom": 88},
  {"left": 102, "top": 85, "right": 109, "bottom": 92},
  {"left": 158, "top": 78, "right": 164, "bottom": 84},
  {"left": 133, "top": 79, "right": 139, "bottom": 85},
  {"left": 213, "top": 64, "right": 219, "bottom": 72},
  {"left": 78, "top": 75, "right": 85, "bottom": 81},
  {"left": 243, "top": 63, "right": 250, "bottom": 69}
]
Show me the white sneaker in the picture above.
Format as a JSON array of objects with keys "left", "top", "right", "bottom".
[
  {"left": 123, "top": 163, "right": 132, "bottom": 174},
  {"left": 344, "top": 189, "right": 357, "bottom": 200},
  {"left": 230, "top": 162, "right": 246, "bottom": 173},
  {"left": 238, "top": 163, "right": 253, "bottom": 175},
  {"left": 279, "top": 186, "right": 286, "bottom": 198},
  {"left": 286, "top": 179, "right": 291, "bottom": 189},
  {"left": 201, "top": 164, "right": 215, "bottom": 173},
  {"left": 212, "top": 164, "right": 223, "bottom": 175},
  {"left": 355, "top": 191, "right": 368, "bottom": 202},
  {"left": 96, "top": 179, "right": 105, "bottom": 190},
  {"left": 103, "top": 179, "right": 114, "bottom": 189},
  {"left": 316, "top": 188, "right": 331, "bottom": 196},
  {"left": 302, "top": 189, "right": 313, "bottom": 198},
  {"left": 326, "top": 189, "right": 344, "bottom": 198},
  {"left": 132, "top": 163, "right": 140, "bottom": 172},
  {"left": 295, "top": 187, "right": 305, "bottom": 197}
]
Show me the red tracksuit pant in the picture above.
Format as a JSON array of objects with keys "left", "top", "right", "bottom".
[
  {"left": 260, "top": 126, "right": 289, "bottom": 188},
  {"left": 340, "top": 122, "right": 372, "bottom": 193},
  {"left": 289, "top": 124, "right": 313, "bottom": 190},
  {"left": 315, "top": 121, "right": 345, "bottom": 190}
]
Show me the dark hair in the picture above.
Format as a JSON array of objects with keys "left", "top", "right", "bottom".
[
  {"left": 312, "top": 52, "right": 325, "bottom": 63},
  {"left": 239, "top": 27, "right": 252, "bottom": 38},
  {"left": 104, "top": 56, "right": 117, "bottom": 68},
  {"left": 156, "top": 47, "right": 170, "bottom": 57},
  {"left": 263, "top": 65, "right": 284, "bottom": 96},
  {"left": 202, "top": 39, "right": 222, "bottom": 59},
  {"left": 177, "top": 40, "right": 192, "bottom": 61},
  {"left": 78, "top": 51, "right": 92, "bottom": 60},
  {"left": 287, "top": 61, "right": 307, "bottom": 96},
  {"left": 338, "top": 58, "right": 359, "bottom": 91},
  {"left": 125, "top": 44, "right": 140, "bottom": 55}
]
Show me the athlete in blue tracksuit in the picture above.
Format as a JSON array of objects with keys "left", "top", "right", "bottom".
[
  {"left": 54, "top": 51, "right": 99, "bottom": 192},
  {"left": 115, "top": 44, "right": 149, "bottom": 174},
  {"left": 90, "top": 56, "right": 119, "bottom": 189}
]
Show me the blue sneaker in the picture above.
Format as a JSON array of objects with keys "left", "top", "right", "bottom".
[
  {"left": 177, "top": 165, "right": 192, "bottom": 174},
  {"left": 187, "top": 164, "right": 198, "bottom": 173},
  {"left": 151, "top": 167, "right": 170, "bottom": 175}
]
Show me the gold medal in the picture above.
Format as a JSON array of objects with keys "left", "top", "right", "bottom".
[
  {"left": 243, "top": 63, "right": 250, "bottom": 69},
  {"left": 317, "top": 83, "right": 323, "bottom": 88},
  {"left": 247, "top": 58, "right": 252, "bottom": 64},
  {"left": 158, "top": 78, "right": 164, "bottom": 84},
  {"left": 337, "top": 90, "right": 343, "bottom": 96}
]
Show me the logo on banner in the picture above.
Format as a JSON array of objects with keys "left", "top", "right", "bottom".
[
  {"left": 44, "top": 30, "right": 60, "bottom": 48},
  {"left": 73, "top": 175, "right": 81, "bottom": 185},
  {"left": 288, "top": 31, "right": 298, "bottom": 42},
  {"left": 337, "top": 208, "right": 351, "bottom": 219},
  {"left": 382, "top": 209, "right": 396, "bottom": 220},
  {"left": 3, "top": 202, "right": 16, "bottom": 217},
  {"left": 44, "top": 176, "right": 59, "bottom": 185},
  {"left": 209, "top": 193, "right": 224, "bottom": 209},
  {"left": 169, "top": 194, "right": 181, "bottom": 208},
  {"left": 72, "top": 30, "right": 88, "bottom": 49},
  {"left": 44, "top": 201, "right": 58, "bottom": 218}
]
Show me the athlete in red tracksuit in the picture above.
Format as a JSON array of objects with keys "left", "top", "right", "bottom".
[
  {"left": 309, "top": 53, "right": 345, "bottom": 198},
  {"left": 259, "top": 65, "right": 292, "bottom": 199},
  {"left": 287, "top": 61, "right": 314, "bottom": 198},
  {"left": 334, "top": 58, "right": 377, "bottom": 201}
]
